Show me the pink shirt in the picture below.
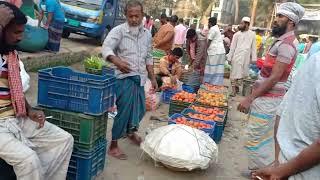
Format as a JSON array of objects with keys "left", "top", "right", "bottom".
[{"left": 174, "top": 24, "right": 187, "bottom": 45}]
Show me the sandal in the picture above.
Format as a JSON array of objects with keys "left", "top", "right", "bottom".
[{"left": 108, "top": 150, "right": 128, "bottom": 160}]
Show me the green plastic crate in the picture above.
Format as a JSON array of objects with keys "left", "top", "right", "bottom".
[
  {"left": 35, "top": 107, "right": 108, "bottom": 151},
  {"left": 168, "top": 100, "right": 192, "bottom": 116}
]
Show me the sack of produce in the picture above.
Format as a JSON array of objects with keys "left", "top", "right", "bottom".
[
  {"left": 145, "top": 79, "right": 161, "bottom": 111},
  {"left": 17, "top": 25, "right": 48, "bottom": 52},
  {"left": 141, "top": 124, "right": 218, "bottom": 171}
]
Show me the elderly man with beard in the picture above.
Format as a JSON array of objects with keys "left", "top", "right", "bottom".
[
  {"left": 237, "top": 2, "right": 305, "bottom": 177},
  {"left": 0, "top": 2, "right": 74, "bottom": 180},
  {"left": 227, "top": 17, "right": 257, "bottom": 96},
  {"left": 102, "top": 0, "right": 158, "bottom": 160}
]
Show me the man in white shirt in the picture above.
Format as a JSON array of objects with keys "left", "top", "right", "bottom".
[
  {"left": 204, "top": 16, "right": 226, "bottom": 85},
  {"left": 227, "top": 17, "right": 257, "bottom": 96}
]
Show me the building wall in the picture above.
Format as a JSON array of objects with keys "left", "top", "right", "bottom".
[{"left": 211, "top": 0, "right": 235, "bottom": 25}]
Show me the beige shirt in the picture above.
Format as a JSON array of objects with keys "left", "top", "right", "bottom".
[
  {"left": 228, "top": 30, "right": 257, "bottom": 79},
  {"left": 159, "top": 56, "right": 182, "bottom": 78}
]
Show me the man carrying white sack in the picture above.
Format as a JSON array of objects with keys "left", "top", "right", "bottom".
[{"left": 0, "top": 2, "right": 74, "bottom": 180}]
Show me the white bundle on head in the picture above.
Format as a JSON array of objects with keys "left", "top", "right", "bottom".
[{"left": 277, "top": 2, "right": 305, "bottom": 25}]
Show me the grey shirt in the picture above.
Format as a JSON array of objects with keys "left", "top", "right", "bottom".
[{"left": 102, "top": 23, "right": 153, "bottom": 86}]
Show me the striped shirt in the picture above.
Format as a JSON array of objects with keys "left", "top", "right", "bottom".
[
  {"left": 0, "top": 53, "right": 30, "bottom": 118},
  {"left": 102, "top": 23, "right": 153, "bottom": 86}
]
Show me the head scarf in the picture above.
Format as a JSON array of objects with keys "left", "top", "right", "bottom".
[{"left": 277, "top": 2, "right": 305, "bottom": 25}]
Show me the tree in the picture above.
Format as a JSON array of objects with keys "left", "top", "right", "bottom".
[{"left": 234, "top": 0, "right": 240, "bottom": 23}]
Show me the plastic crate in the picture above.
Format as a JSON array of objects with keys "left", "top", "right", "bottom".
[
  {"left": 36, "top": 107, "right": 107, "bottom": 152},
  {"left": 168, "top": 100, "right": 192, "bottom": 116},
  {"left": 182, "top": 108, "right": 224, "bottom": 143},
  {"left": 85, "top": 67, "right": 115, "bottom": 76},
  {"left": 168, "top": 114, "right": 215, "bottom": 137},
  {"left": 67, "top": 139, "right": 107, "bottom": 180},
  {"left": 38, "top": 67, "right": 115, "bottom": 116},
  {"left": 182, "top": 84, "right": 196, "bottom": 93},
  {"left": 162, "top": 89, "right": 179, "bottom": 104}
]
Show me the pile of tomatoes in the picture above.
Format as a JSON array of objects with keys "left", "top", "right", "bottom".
[
  {"left": 171, "top": 91, "right": 197, "bottom": 103},
  {"left": 174, "top": 117, "right": 213, "bottom": 129}
]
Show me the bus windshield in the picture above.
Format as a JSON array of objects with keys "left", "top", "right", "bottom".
[{"left": 61, "top": 0, "right": 103, "bottom": 10}]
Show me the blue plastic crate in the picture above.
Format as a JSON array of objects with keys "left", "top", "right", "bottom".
[
  {"left": 168, "top": 113, "right": 215, "bottom": 137},
  {"left": 162, "top": 89, "right": 179, "bottom": 104},
  {"left": 67, "top": 139, "right": 107, "bottom": 180},
  {"left": 102, "top": 67, "right": 115, "bottom": 75},
  {"left": 181, "top": 108, "right": 224, "bottom": 143},
  {"left": 38, "top": 67, "right": 115, "bottom": 116},
  {"left": 182, "top": 84, "right": 196, "bottom": 93}
]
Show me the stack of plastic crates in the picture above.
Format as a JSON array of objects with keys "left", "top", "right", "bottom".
[{"left": 37, "top": 66, "right": 115, "bottom": 180}]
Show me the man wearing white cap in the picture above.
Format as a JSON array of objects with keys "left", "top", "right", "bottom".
[
  {"left": 237, "top": 2, "right": 305, "bottom": 177},
  {"left": 227, "top": 16, "right": 257, "bottom": 96}
]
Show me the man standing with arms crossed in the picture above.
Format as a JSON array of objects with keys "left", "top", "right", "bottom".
[
  {"left": 237, "top": 2, "right": 304, "bottom": 176},
  {"left": 102, "top": 0, "right": 158, "bottom": 160}
]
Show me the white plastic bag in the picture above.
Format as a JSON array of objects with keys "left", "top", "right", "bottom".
[
  {"left": 26, "top": 16, "right": 39, "bottom": 27},
  {"left": 141, "top": 124, "right": 218, "bottom": 171}
]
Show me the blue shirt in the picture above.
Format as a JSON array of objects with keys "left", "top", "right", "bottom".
[
  {"left": 307, "top": 41, "right": 320, "bottom": 59},
  {"left": 40, "top": 0, "right": 65, "bottom": 22}
]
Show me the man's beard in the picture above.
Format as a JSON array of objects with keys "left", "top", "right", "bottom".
[
  {"left": 129, "top": 24, "right": 141, "bottom": 36},
  {"left": 272, "top": 23, "right": 287, "bottom": 37},
  {"left": 0, "top": 38, "right": 17, "bottom": 55},
  {"left": 239, "top": 25, "right": 246, "bottom": 32}
]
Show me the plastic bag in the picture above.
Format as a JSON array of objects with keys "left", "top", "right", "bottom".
[
  {"left": 145, "top": 79, "right": 160, "bottom": 111},
  {"left": 146, "top": 92, "right": 161, "bottom": 111},
  {"left": 26, "top": 16, "right": 39, "bottom": 27},
  {"left": 141, "top": 124, "right": 218, "bottom": 171}
]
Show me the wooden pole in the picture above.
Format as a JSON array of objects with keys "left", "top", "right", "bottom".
[
  {"left": 234, "top": 0, "right": 239, "bottom": 24},
  {"left": 250, "top": 0, "right": 258, "bottom": 27}
]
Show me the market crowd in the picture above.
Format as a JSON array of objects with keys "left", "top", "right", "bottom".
[
  {"left": 0, "top": 0, "right": 320, "bottom": 179},
  {"left": 102, "top": 1, "right": 320, "bottom": 180}
]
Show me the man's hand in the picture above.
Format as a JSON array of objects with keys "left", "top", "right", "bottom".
[
  {"left": 111, "top": 56, "right": 131, "bottom": 73},
  {"left": 170, "top": 75, "right": 177, "bottom": 84},
  {"left": 251, "top": 166, "right": 285, "bottom": 180},
  {"left": 150, "top": 78, "right": 158, "bottom": 92},
  {"left": 0, "top": 5, "right": 14, "bottom": 27},
  {"left": 237, "top": 96, "right": 254, "bottom": 114},
  {"left": 28, "top": 109, "right": 46, "bottom": 128}
]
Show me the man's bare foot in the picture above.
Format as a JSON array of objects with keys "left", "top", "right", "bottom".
[
  {"left": 108, "top": 147, "right": 127, "bottom": 160},
  {"left": 128, "top": 133, "right": 142, "bottom": 146}
]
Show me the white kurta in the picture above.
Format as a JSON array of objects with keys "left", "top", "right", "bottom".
[
  {"left": 277, "top": 52, "right": 320, "bottom": 180},
  {"left": 227, "top": 30, "right": 257, "bottom": 79}
]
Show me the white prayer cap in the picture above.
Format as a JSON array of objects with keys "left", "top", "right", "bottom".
[
  {"left": 277, "top": 2, "right": 305, "bottom": 25},
  {"left": 155, "top": 19, "right": 160, "bottom": 22},
  {"left": 242, "top": 17, "right": 251, "bottom": 23}
]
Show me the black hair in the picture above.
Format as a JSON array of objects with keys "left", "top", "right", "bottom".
[
  {"left": 0, "top": 1, "right": 27, "bottom": 26},
  {"left": 161, "top": 13, "right": 167, "bottom": 19},
  {"left": 178, "top": 18, "right": 184, "bottom": 23},
  {"left": 170, "top": 15, "right": 178, "bottom": 23},
  {"left": 125, "top": 0, "right": 143, "bottom": 15},
  {"left": 186, "top": 29, "right": 196, "bottom": 39},
  {"left": 171, "top": 47, "right": 183, "bottom": 57},
  {"left": 302, "top": 38, "right": 307, "bottom": 43},
  {"left": 146, "top": 15, "right": 150, "bottom": 19},
  {"left": 208, "top": 17, "right": 217, "bottom": 26}
]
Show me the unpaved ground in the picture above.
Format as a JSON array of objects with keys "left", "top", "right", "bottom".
[{"left": 26, "top": 61, "right": 249, "bottom": 180}]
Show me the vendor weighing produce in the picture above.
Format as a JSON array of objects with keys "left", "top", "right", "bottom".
[{"left": 156, "top": 47, "right": 183, "bottom": 87}]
